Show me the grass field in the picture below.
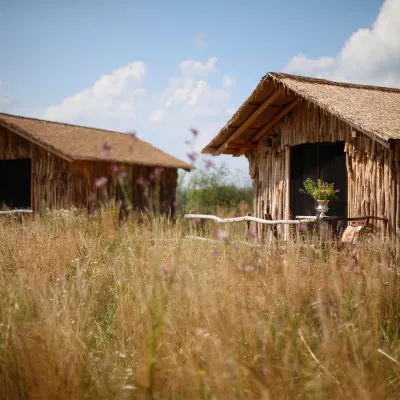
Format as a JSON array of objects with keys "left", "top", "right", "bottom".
[{"left": 1, "top": 211, "right": 400, "bottom": 399}]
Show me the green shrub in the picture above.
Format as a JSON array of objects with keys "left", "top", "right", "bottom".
[{"left": 178, "top": 162, "right": 253, "bottom": 214}]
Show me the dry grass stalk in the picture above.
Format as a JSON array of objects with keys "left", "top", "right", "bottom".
[{"left": 0, "top": 212, "right": 400, "bottom": 399}]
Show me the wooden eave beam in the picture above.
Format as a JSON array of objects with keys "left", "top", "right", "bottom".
[
  {"left": 248, "top": 103, "right": 284, "bottom": 109},
  {"left": 249, "top": 98, "right": 300, "bottom": 144},
  {"left": 215, "top": 89, "right": 282, "bottom": 154},
  {"left": 233, "top": 98, "right": 300, "bottom": 157},
  {"left": 350, "top": 126, "right": 392, "bottom": 149},
  {"left": 365, "top": 132, "right": 392, "bottom": 149},
  {"left": 207, "top": 142, "right": 257, "bottom": 153},
  {"left": 229, "top": 142, "right": 257, "bottom": 149}
]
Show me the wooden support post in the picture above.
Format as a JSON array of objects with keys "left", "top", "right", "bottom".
[
  {"left": 284, "top": 145, "right": 291, "bottom": 240},
  {"left": 245, "top": 212, "right": 251, "bottom": 239},
  {"left": 189, "top": 211, "right": 193, "bottom": 236}
]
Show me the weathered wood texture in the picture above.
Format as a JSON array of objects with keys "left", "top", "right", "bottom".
[
  {"left": 0, "top": 125, "right": 177, "bottom": 214},
  {"left": 246, "top": 101, "right": 398, "bottom": 238}
]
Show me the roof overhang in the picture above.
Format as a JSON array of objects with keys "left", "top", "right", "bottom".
[
  {"left": 201, "top": 74, "right": 299, "bottom": 156},
  {"left": 202, "top": 72, "right": 397, "bottom": 157}
]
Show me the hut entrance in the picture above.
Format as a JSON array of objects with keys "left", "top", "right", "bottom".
[
  {"left": 290, "top": 142, "right": 347, "bottom": 217},
  {"left": 0, "top": 158, "right": 32, "bottom": 209}
]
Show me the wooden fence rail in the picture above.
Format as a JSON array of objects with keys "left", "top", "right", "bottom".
[
  {"left": 184, "top": 214, "right": 315, "bottom": 225},
  {"left": 184, "top": 213, "right": 388, "bottom": 225},
  {"left": 184, "top": 213, "right": 388, "bottom": 242}
]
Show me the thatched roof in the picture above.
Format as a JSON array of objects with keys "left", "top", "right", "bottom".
[
  {"left": 202, "top": 72, "right": 400, "bottom": 155},
  {"left": 0, "top": 113, "right": 193, "bottom": 171}
]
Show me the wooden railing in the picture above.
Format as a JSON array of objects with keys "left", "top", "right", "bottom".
[
  {"left": 184, "top": 213, "right": 388, "bottom": 243},
  {"left": 184, "top": 213, "right": 315, "bottom": 225},
  {"left": 185, "top": 213, "right": 388, "bottom": 225},
  {"left": 184, "top": 213, "right": 315, "bottom": 242}
]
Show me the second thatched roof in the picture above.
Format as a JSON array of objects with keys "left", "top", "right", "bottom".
[
  {"left": 202, "top": 72, "right": 400, "bottom": 155},
  {"left": 0, "top": 113, "right": 193, "bottom": 171}
]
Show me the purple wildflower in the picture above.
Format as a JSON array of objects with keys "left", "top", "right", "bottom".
[
  {"left": 95, "top": 176, "right": 108, "bottom": 188},
  {"left": 190, "top": 128, "right": 199, "bottom": 137},
  {"left": 335, "top": 189, "right": 340, "bottom": 193},
  {"left": 211, "top": 248, "right": 219, "bottom": 256},
  {"left": 136, "top": 176, "right": 146, "bottom": 185},
  {"left": 103, "top": 142, "right": 112, "bottom": 151},
  {"left": 297, "top": 224, "right": 309, "bottom": 232},
  {"left": 87, "top": 194, "right": 95, "bottom": 202},
  {"left": 184, "top": 140, "right": 191, "bottom": 145},
  {"left": 149, "top": 173, "right": 155, "bottom": 181},
  {"left": 172, "top": 200, "right": 178, "bottom": 208},
  {"left": 130, "top": 132, "right": 139, "bottom": 142},
  {"left": 248, "top": 231, "right": 257, "bottom": 238},
  {"left": 187, "top": 152, "right": 198, "bottom": 163},
  {"left": 205, "top": 159, "right": 215, "bottom": 169},
  {"left": 102, "top": 142, "right": 112, "bottom": 157},
  {"left": 159, "top": 266, "right": 169, "bottom": 276},
  {"left": 111, "top": 164, "right": 119, "bottom": 173},
  {"left": 214, "top": 230, "right": 229, "bottom": 241},
  {"left": 118, "top": 171, "right": 127, "bottom": 180}
]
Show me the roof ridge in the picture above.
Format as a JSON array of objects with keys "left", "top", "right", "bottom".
[{"left": 266, "top": 72, "right": 400, "bottom": 94}]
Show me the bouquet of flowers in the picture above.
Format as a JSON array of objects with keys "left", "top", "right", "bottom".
[{"left": 299, "top": 178, "right": 339, "bottom": 201}]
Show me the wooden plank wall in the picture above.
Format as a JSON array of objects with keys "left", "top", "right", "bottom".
[
  {"left": 0, "top": 125, "right": 178, "bottom": 215},
  {"left": 246, "top": 101, "right": 398, "bottom": 238}
]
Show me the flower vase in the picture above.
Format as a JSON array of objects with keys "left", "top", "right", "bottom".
[{"left": 315, "top": 200, "right": 329, "bottom": 218}]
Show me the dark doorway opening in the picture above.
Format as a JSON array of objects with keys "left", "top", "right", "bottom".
[
  {"left": 291, "top": 142, "right": 347, "bottom": 217},
  {"left": 0, "top": 159, "right": 32, "bottom": 209}
]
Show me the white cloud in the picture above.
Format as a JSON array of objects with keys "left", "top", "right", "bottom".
[
  {"left": 180, "top": 57, "right": 217, "bottom": 77},
  {"left": 162, "top": 77, "right": 195, "bottom": 106},
  {"left": 284, "top": 0, "right": 400, "bottom": 87},
  {"left": 222, "top": 75, "right": 235, "bottom": 88},
  {"left": 42, "top": 62, "right": 146, "bottom": 127},
  {"left": 149, "top": 109, "right": 164, "bottom": 123},
  {"left": 188, "top": 80, "right": 209, "bottom": 106},
  {"left": 194, "top": 31, "right": 207, "bottom": 48},
  {"left": 284, "top": 55, "right": 336, "bottom": 78},
  {"left": 40, "top": 56, "right": 249, "bottom": 173},
  {"left": 134, "top": 88, "right": 146, "bottom": 95}
]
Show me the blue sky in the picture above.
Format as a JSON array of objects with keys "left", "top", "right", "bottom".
[{"left": 1, "top": 0, "right": 399, "bottom": 173}]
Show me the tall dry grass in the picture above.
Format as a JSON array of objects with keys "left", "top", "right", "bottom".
[{"left": 1, "top": 212, "right": 400, "bottom": 399}]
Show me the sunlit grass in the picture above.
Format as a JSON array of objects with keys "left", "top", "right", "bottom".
[{"left": 1, "top": 211, "right": 400, "bottom": 399}]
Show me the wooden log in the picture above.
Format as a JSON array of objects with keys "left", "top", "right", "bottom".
[{"left": 184, "top": 214, "right": 315, "bottom": 225}]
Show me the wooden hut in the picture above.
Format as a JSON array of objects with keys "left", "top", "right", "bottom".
[
  {"left": 0, "top": 113, "right": 192, "bottom": 214},
  {"left": 202, "top": 73, "right": 400, "bottom": 238}
]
